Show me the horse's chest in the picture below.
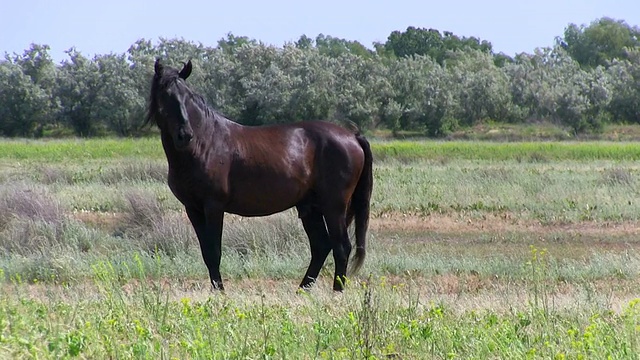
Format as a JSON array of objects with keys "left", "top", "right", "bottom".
[{"left": 167, "top": 168, "right": 227, "bottom": 207}]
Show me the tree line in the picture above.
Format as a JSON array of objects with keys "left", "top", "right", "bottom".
[{"left": 1, "top": 17, "right": 639, "bottom": 138}]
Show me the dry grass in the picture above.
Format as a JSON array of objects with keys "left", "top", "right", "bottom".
[
  {"left": 100, "top": 161, "right": 167, "bottom": 184},
  {"left": 119, "top": 190, "right": 196, "bottom": 257},
  {"left": 0, "top": 184, "right": 63, "bottom": 228},
  {"left": 223, "top": 211, "right": 308, "bottom": 257},
  {"left": 599, "top": 166, "right": 635, "bottom": 186},
  {"left": 0, "top": 184, "right": 67, "bottom": 255}
]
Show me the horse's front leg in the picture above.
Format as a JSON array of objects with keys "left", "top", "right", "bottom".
[{"left": 186, "top": 205, "right": 225, "bottom": 291}]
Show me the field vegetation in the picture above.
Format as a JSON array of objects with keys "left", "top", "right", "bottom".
[
  {"left": 1, "top": 138, "right": 639, "bottom": 358},
  {"left": 2, "top": 11, "right": 640, "bottom": 360}
]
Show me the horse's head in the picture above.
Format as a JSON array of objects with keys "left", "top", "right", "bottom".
[{"left": 147, "top": 59, "right": 195, "bottom": 150}]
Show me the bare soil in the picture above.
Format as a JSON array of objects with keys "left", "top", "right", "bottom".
[
  {"left": 372, "top": 212, "right": 640, "bottom": 238},
  {"left": 74, "top": 210, "right": 640, "bottom": 239},
  {"left": 73, "top": 209, "right": 640, "bottom": 259}
]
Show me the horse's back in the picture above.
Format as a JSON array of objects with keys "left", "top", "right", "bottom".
[
  {"left": 240, "top": 120, "right": 363, "bottom": 163},
  {"left": 297, "top": 120, "right": 360, "bottom": 140},
  {"left": 221, "top": 120, "right": 365, "bottom": 215}
]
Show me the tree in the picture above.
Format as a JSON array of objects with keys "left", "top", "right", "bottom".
[
  {"left": 56, "top": 49, "right": 104, "bottom": 136},
  {"left": 384, "top": 26, "right": 492, "bottom": 64},
  {"left": 9, "top": 44, "right": 59, "bottom": 135},
  {"left": 12, "top": 44, "right": 57, "bottom": 88},
  {"left": 505, "top": 46, "right": 610, "bottom": 133},
  {"left": 94, "top": 54, "right": 146, "bottom": 136},
  {"left": 217, "top": 33, "right": 258, "bottom": 54},
  {"left": 385, "top": 27, "right": 443, "bottom": 59},
  {"left": 294, "top": 35, "right": 314, "bottom": 50},
  {"left": 197, "top": 48, "right": 242, "bottom": 120},
  {"left": 219, "top": 43, "right": 281, "bottom": 124},
  {"left": 1, "top": 24, "right": 638, "bottom": 138},
  {"left": 0, "top": 60, "right": 50, "bottom": 136},
  {"left": 386, "top": 55, "right": 453, "bottom": 136},
  {"left": 240, "top": 54, "right": 297, "bottom": 125},
  {"left": 127, "top": 38, "right": 160, "bottom": 132},
  {"left": 446, "top": 50, "right": 512, "bottom": 126},
  {"left": 314, "top": 34, "right": 373, "bottom": 58},
  {"left": 607, "top": 48, "right": 640, "bottom": 123},
  {"left": 558, "top": 17, "right": 640, "bottom": 68},
  {"left": 282, "top": 46, "right": 338, "bottom": 121},
  {"left": 332, "top": 53, "right": 390, "bottom": 129},
  {"left": 493, "top": 52, "right": 515, "bottom": 67}
]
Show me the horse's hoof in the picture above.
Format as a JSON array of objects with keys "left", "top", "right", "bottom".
[
  {"left": 296, "top": 287, "right": 310, "bottom": 295},
  {"left": 211, "top": 281, "right": 225, "bottom": 292}
]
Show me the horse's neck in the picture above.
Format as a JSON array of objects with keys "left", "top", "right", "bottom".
[
  {"left": 193, "top": 114, "right": 233, "bottom": 146},
  {"left": 161, "top": 115, "right": 235, "bottom": 168}
]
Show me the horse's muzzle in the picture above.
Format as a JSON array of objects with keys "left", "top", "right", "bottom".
[{"left": 175, "top": 129, "right": 193, "bottom": 149}]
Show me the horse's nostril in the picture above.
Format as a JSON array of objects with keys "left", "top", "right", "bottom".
[{"left": 178, "top": 131, "right": 193, "bottom": 143}]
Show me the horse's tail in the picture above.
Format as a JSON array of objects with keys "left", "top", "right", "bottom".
[{"left": 348, "top": 133, "right": 373, "bottom": 275}]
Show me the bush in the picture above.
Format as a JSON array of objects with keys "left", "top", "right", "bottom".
[
  {"left": 223, "top": 211, "right": 308, "bottom": 257},
  {"left": 0, "top": 184, "right": 63, "bottom": 231},
  {"left": 120, "top": 190, "right": 195, "bottom": 257}
]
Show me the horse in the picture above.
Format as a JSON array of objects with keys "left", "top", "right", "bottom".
[{"left": 146, "top": 59, "right": 373, "bottom": 291}]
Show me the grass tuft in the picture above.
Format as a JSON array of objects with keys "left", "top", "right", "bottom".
[
  {"left": 0, "top": 184, "right": 64, "bottom": 229},
  {"left": 600, "top": 167, "right": 635, "bottom": 186},
  {"left": 119, "top": 190, "right": 195, "bottom": 257},
  {"left": 100, "top": 161, "right": 167, "bottom": 184},
  {"left": 224, "top": 211, "right": 308, "bottom": 257}
]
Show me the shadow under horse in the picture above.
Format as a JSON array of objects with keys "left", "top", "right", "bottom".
[{"left": 146, "top": 59, "right": 373, "bottom": 291}]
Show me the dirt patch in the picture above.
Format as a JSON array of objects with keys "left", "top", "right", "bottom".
[
  {"left": 72, "top": 210, "right": 124, "bottom": 231},
  {"left": 73, "top": 210, "right": 640, "bottom": 239},
  {"left": 372, "top": 212, "right": 640, "bottom": 238}
]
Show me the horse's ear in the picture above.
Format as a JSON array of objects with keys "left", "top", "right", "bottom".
[
  {"left": 154, "top": 58, "right": 163, "bottom": 75},
  {"left": 179, "top": 60, "right": 192, "bottom": 80}
]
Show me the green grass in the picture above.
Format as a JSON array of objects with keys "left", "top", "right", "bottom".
[
  {"left": 374, "top": 141, "right": 640, "bottom": 162},
  {"left": 5, "top": 137, "right": 640, "bottom": 163},
  {"left": 1, "top": 271, "right": 639, "bottom": 359},
  {"left": 0, "top": 137, "right": 164, "bottom": 162},
  {"left": 373, "top": 160, "right": 640, "bottom": 222}
]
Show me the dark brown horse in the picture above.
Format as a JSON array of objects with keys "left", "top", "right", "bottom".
[{"left": 146, "top": 59, "right": 373, "bottom": 291}]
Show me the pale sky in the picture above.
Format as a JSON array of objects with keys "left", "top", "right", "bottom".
[{"left": 1, "top": 0, "right": 639, "bottom": 63}]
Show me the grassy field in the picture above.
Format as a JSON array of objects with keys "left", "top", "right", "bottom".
[{"left": 1, "top": 137, "right": 640, "bottom": 359}]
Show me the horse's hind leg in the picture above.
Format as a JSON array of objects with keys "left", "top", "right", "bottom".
[
  {"left": 323, "top": 209, "right": 352, "bottom": 292},
  {"left": 297, "top": 206, "right": 332, "bottom": 290}
]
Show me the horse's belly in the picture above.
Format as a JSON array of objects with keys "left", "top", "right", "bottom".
[
  {"left": 226, "top": 180, "right": 306, "bottom": 217},
  {"left": 226, "top": 206, "right": 292, "bottom": 217}
]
